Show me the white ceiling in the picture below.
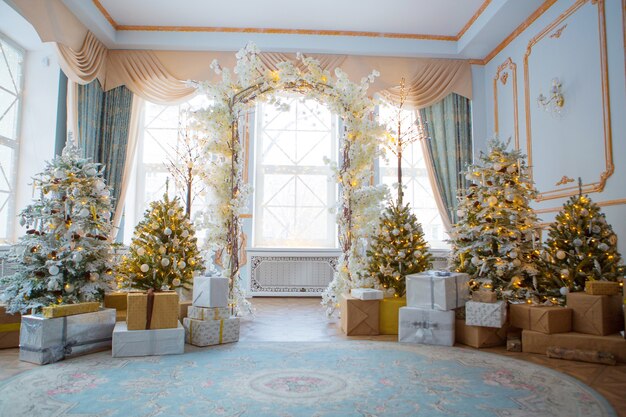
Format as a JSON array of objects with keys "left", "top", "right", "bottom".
[
  {"left": 3, "top": 0, "right": 547, "bottom": 58},
  {"left": 96, "top": 0, "right": 486, "bottom": 36}
]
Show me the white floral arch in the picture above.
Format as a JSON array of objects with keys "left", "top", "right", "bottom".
[{"left": 192, "top": 44, "right": 387, "bottom": 314}]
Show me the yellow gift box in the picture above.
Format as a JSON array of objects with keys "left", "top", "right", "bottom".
[
  {"left": 42, "top": 302, "right": 101, "bottom": 318},
  {"left": 379, "top": 297, "right": 406, "bottom": 335}
]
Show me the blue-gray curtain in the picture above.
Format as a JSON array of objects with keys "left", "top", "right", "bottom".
[
  {"left": 419, "top": 93, "right": 472, "bottom": 225},
  {"left": 76, "top": 80, "right": 133, "bottom": 224}
]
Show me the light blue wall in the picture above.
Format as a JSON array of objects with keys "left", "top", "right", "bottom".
[{"left": 482, "top": 0, "right": 626, "bottom": 254}]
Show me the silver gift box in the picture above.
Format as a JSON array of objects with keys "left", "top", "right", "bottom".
[
  {"left": 465, "top": 300, "right": 507, "bottom": 328},
  {"left": 19, "top": 308, "right": 116, "bottom": 365},
  {"left": 112, "top": 321, "right": 184, "bottom": 357},
  {"left": 398, "top": 306, "right": 455, "bottom": 346},
  {"left": 183, "top": 317, "right": 240, "bottom": 347},
  {"left": 406, "top": 270, "right": 469, "bottom": 311},
  {"left": 192, "top": 276, "right": 229, "bottom": 308}
]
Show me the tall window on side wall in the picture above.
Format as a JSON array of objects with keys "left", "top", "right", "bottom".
[
  {"left": 0, "top": 34, "right": 24, "bottom": 243},
  {"left": 378, "top": 102, "right": 449, "bottom": 249},
  {"left": 123, "top": 95, "right": 211, "bottom": 244},
  {"left": 253, "top": 95, "right": 339, "bottom": 248}
]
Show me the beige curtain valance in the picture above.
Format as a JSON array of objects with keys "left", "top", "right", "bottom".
[{"left": 11, "top": 0, "right": 472, "bottom": 106}]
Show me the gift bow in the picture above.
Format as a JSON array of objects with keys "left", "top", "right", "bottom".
[{"left": 411, "top": 320, "right": 439, "bottom": 342}]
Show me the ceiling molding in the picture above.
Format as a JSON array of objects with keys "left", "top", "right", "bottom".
[{"left": 91, "top": 0, "right": 491, "bottom": 42}]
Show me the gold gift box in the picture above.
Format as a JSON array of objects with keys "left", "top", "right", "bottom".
[
  {"left": 127, "top": 291, "right": 179, "bottom": 330},
  {"left": 42, "top": 302, "right": 101, "bottom": 318},
  {"left": 584, "top": 280, "right": 621, "bottom": 296},
  {"left": 104, "top": 292, "right": 128, "bottom": 311},
  {"left": 379, "top": 297, "right": 406, "bottom": 335}
]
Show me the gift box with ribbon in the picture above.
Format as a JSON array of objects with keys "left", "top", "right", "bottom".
[
  {"left": 112, "top": 321, "right": 184, "bottom": 357},
  {"left": 405, "top": 271, "right": 469, "bottom": 311},
  {"left": 398, "top": 307, "right": 455, "bottom": 346},
  {"left": 104, "top": 292, "right": 129, "bottom": 322},
  {"left": 187, "top": 305, "right": 230, "bottom": 321},
  {"left": 19, "top": 308, "right": 116, "bottom": 365},
  {"left": 126, "top": 290, "right": 179, "bottom": 330},
  {"left": 183, "top": 317, "right": 240, "bottom": 347},
  {"left": 465, "top": 300, "right": 507, "bottom": 328},
  {"left": 192, "top": 276, "right": 229, "bottom": 308},
  {"left": 0, "top": 305, "right": 20, "bottom": 349}
]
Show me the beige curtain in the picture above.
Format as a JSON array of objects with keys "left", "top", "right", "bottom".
[
  {"left": 259, "top": 52, "right": 347, "bottom": 73},
  {"left": 112, "top": 95, "right": 143, "bottom": 233},
  {"left": 11, "top": 0, "right": 473, "bottom": 107}
]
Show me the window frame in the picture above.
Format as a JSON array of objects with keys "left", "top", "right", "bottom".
[{"left": 0, "top": 31, "right": 25, "bottom": 244}]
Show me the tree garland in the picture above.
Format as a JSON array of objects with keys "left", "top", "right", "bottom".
[{"left": 191, "top": 43, "right": 386, "bottom": 315}]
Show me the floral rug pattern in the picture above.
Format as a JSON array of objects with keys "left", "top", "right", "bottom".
[{"left": 0, "top": 341, "right": 616, "bottom": 417}]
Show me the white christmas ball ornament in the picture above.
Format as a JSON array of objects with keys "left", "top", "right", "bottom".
[
  {"left": 140, "top": 264, "right": 149, "bottom": 273},
  {"left": 136, "top": 247, "right": 146, "bottom": 256},
  {"left": 47, "top": 280, "right": 60, "bottom": 291},
  {"left": 64, "top": 282, "right": 74, "bottom": 293},
  {"left": 178, "top": 261, "right": 186, "bottom": 269},
  {"left": 161, "top": 258, "right": 170, "bottom": 267},
  {"left": 512, "top": 259, "right": 521, "bottom": 267},
  {"left": 181, "top": 230, "right": 189, "bottom": 238},
  {"left": 487, "top": 196, "right": 498, "bottom": 207},
  {"left": 598, "top": 243, "right": 609, "bottom": 252},
  {"left": 560, "top": 268, "right": 570, "bottom": 277},
  {"left": 167, "top": 209, "right": 175, "bottom": 216},
  {"left": 102, "top": 211, "right": 111, "bottom": 220},
  {"left": 580, "top": 209, "right": 589, "bottom": 217},
  {"left": 573, "top": 238, "right": 583, "bottom": 247},
  {"left": 86, "top": 167, "right": 97, "bottom": 176},
  {"left": 559, "top": 286, "right": 570, "bottom": 296},
  {"left": 392, "top": 229, "right": 400, "bottom": 236},
  {"left": 509, "top": 251, "right": 518, "bottom": 259},
  {"left": 72, "top": 188, "right": 81, "bottom": 197},
  {"left": 72, "top": 252, "right": 83, "bottom": 263},
  {"left": 456, "top": 209, "right": 465, "bottom": 218},
  {"left": 158, "top": 246, "right": 166, "bottom": 254},
  {"left": 413, "top": 250, "right": 421, "bottom": 258},
  {"left": 79, "top": 208, "right": 90, "bottom": 218},
  {"left": 493, "top": 163, "right": 503, "bottom": 171},
  {"left": 471, "top": 256, "right": 481, "bottom": 266},
  {"left": 164, "top": 227, "right": 172, "bottom": 236},
  {"left": 94, "top": 180, "right": 105, "bottom": 191},
  {"left": 89, "top": 272, "right": 99, "bottom": 282},
  {"left": 53, "top": 168, "right": 66, "bottom": 179},
  {"left": 556, "top": 250, "right": 566, "bottom": 260},
  {"left": 172, "top": 278, "right": 181, "bottom": 287},
  {"left": 48, "top": 265, "right": 60, "bottom": 276}
]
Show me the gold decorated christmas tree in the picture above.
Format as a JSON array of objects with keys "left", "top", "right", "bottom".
[
  {"left": 538, "top": 179, "right": 625, "bottom": 302},
  {"left": 449, "top": 139, "right": 540, "bottom": 301},
  {"left": 119, "top": 184, "right": 204, "bottom": 290}
]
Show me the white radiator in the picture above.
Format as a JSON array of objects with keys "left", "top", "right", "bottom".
[{"left": 248, "top": 250, "right": 340, "bottom": 297}]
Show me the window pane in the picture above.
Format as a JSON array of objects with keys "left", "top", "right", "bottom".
[
  {"left": 379, "top": 103, "right": 449, "bottom": 250},
  {"left": 254, "top": 95, "right": 338, "bottom": 248},
  {"left": 0, "top": 144, "right": 15, "bottom": 241}
]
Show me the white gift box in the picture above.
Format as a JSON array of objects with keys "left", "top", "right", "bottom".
[
  {"left": 187, "top": 305, "right": 230, "bottom": 321},
  {"left": 192, "top": 276, "right": 229, "bottom": 308},
  {"left": 406, "top": 270, "right": 469, "bottom": 311},
  {"left": 350, "top": 288, "right": 384, "bottom": 300},
  {"left": 19, "top": 308, "right": 116, "bottom": 365},
  {"left": 465, "top": 300, "right": 507, "bottom": 328},
  {"left": 398, "top": 307, "right": 455, "bottom": 346},
  {"left": 112, "top": 321, "right": 184, "bottom": 357},
  {"left": 183, "top": 317, "right": 240, "bottom": 347}
]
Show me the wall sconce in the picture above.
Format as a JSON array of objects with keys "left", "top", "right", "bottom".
[{"left": 537, "top": 78, "right": 564, "bottom": 114}]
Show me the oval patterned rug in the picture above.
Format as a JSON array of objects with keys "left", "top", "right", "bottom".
[{"left": 0, "top": 341, "right": 616, "bottom": 417}]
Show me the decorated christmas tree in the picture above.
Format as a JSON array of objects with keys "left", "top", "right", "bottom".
[
  {"left": 538, "top": 179, "right": 625, "bottom": 301},
  {"left": 365, "top": 78, "right": 432, "bottom": 297},
  {"left": 0, "top": 144, "right": 115, "bottom": 314},
  {"left": 118, "top": 183, "right": 204, "bottom": 291},
  {"left": 366, "top": 203, "right": 432, "bottom": 296},
  {"left": 449, "top": 139, "right": 540, "bottom": 301}
]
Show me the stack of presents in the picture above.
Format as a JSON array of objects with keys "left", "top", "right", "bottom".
[
  {"left": 342, "top": 272, "right": 626, "bottom": 364},
  {"left": 0, "top": 275, "right": 239, "bottom": 365}
]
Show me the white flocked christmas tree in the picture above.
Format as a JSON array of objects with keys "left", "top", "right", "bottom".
[
  {"left": 449, "top": 139, "right": 541, "bottom": 301},
  {"left": 0, "top": 144, "right": 115, "bottom": 314}
]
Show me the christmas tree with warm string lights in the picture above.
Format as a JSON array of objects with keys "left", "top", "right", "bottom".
[
  {"left": 449, "top": 139, "right": 541, "bottom": 301},
  {"left": 538, "top": 178, "right": 625, "bottom": 303},
  {"left": 118, "top": 181, "right": 204, "bottom": 291},
  {"left": 366, "top": 78, "right": 432, "bottom": 297},
  {"left": 0, "top": 144, "right": 115, "bottom": 314}
]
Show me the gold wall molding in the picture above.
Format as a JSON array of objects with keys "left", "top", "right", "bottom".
[
  {"left": 535, "top": 198, "right": 626, "bottom": 214},
  {"left": 549, "top": 24, "right": 568, "bottom": 38},
  {"left": 493, "top": 57, "right": 519, "bottom": 148},
  {"left": 523, "top": 0, "right": 612, "bottom": 202}
]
